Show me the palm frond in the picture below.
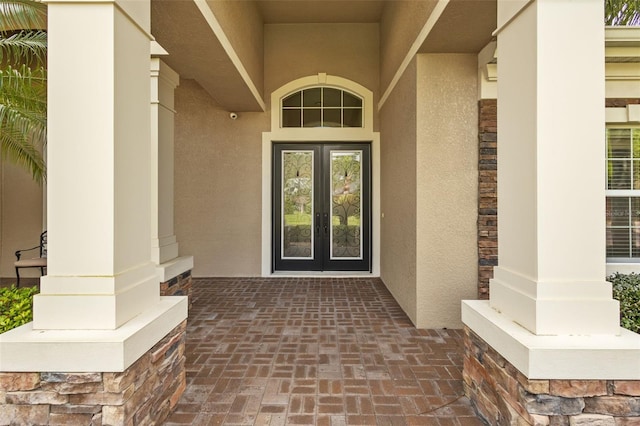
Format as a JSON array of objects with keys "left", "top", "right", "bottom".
[
  {"left": 0, "top": 0, "right": 47, "bottom": 183},
  {"left": 0, "top": 125, "right": 45, "bottom": 183},
  {"left": 0, "top": 30, "right": 46, "bottom": 65},
  {"left": 0, "top": 65, "right": 46, "bottom": 182},
  {"left": 0, "top": 0, "right": 47, "bottom": 33},
  {"left": 606, "top": 0, "right": 640, "bottom": 26},
  {"left": 0, "top": 67, "right": 46, "bottom": 139}
]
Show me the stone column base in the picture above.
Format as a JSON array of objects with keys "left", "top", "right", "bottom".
[
  {"left": 157, "top": 256, "right": 194, "bottom": 310},
  {"left": 160, "top": 270, "right": 192, "bottom": 309},
  {"left": 0, "top": 320, "right": 186, "bottom": 425},
  {"left": 463, "top": 326, "right": 640, "bottom": 425}
]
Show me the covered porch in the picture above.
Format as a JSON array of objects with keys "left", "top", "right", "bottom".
[{"left": 1, "top": 0, "right": 640, "bottom": 424}]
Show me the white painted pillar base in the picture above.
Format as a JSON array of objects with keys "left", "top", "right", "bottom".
[
  {"left": 463, "top": 300, "right": 640, "bottom": 380},
  {"left": 0, "top": 297, "right": 187, "bottom": 372},
  {"left": 157, "top": 256, "right": 194, "bottom": 283},
  {"left": 490, "top": 267, "right": 620, "bottom": 335},
  {"left": 152, "top": 236, "right": 180, "bottom": 265},
  {"left": 35, "top": 265, "right": 158, "bottom": 330}
]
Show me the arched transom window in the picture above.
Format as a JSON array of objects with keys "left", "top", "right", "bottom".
[{"left": 281, "top": 87, "right": 363, "bottom": 128}]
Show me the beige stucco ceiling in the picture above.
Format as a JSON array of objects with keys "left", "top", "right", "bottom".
[
  {"left": 420, "top": 0, "right": 496, "bottom": 53},
  {"left": 256, "top": 0, "right": 386, "bottom": 23},
  {"left": 151, "top": 0, "right": 497, "bottom": 111},
  {"left": 151, "top": 0, "right": 262, "bottom": 111}
]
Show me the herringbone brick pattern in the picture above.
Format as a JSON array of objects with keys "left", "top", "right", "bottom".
[{"left": 164, "top": 278, "right": 484, "bottom": 426}]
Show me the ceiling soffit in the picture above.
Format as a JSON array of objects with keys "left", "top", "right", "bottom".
[
  {"left": 150, "top": 0, "right": 497, "bottom": 112},
  {"left": 151, "top": 0, "right": 263, "bottom": 111},
  {"left": 255, "top": 0, "right": 385, "bottom": 23},
  {"left": 420, "top": 0, "right": 497, "bottom": 53}
]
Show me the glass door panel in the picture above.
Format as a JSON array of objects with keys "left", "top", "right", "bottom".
[
  {"left": 330, "top": 150, "right": 362, "bottom": 259},
  {"left": 282, "top": 151, "right": 314, "bottom": 259}
]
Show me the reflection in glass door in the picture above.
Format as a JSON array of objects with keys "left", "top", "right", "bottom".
[
  {"left": 281, "top": 150, "right": 315, "bottom": 260},
  {"left": 273, "top": 143, "right": 371, "bottom": 272}
]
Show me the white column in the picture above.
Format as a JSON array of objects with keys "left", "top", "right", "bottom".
[
  {"left": 0, "top": 0, "right": 186, "bottom": 373},
  {"left": 34, "top": 0, "right": 159, "bottom": 330},
  {"left": 150, "top": 44, "right": 194, "bottom": 280},
  {"left": 463, "top": 0, "right": 640, "bottom": 379},
  {"left": 150, "top": 46, "right": 179, "bottom": 265},
  {"left": 490, "top": 0, "right": 619, "bottom": 336}
]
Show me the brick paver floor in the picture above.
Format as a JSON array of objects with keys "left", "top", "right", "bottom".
[{"left": 164, "top": 278, "right": 485, "bottom": 426}]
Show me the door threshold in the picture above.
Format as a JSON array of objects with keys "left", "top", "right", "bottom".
[{"left": 270, "top": 271, "right": 377, "bottom": 278}]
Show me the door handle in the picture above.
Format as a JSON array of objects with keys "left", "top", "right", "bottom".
[
  {"left": 323, "top": 213, "right": 329, "bottom": 236},
  {"left": 315, "top": 213, "right": 321, "bottom": 236}
]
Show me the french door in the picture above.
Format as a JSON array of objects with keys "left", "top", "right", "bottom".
[{"left": 273, "top": 143, "right": 371, "bottom": 272}]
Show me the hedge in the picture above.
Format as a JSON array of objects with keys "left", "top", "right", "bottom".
[
  {"left": 0, "top": 285, "right": 39, "bottom": 334},
  {"left": 608, "top": 272, "right": 640, "bottom": 333}
]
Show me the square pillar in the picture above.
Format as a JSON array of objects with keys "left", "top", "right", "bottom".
[
  {"left": 150, "top": 46, "right": 179, "bottom": 265},
  {"left": 491, "top": 0, "right": 618, "bottom": 336},
  {"left": 35, "top": 0, "right": 160, "bottom": 330},
  {"left": 463, "top": 0, "right": 640, "bottom": 381},
  {"left": 150, "top": 44, "right": 194, "bottom": 288},
  {"left": 0, "top": 0, "right": 187, "bottom": 373}
]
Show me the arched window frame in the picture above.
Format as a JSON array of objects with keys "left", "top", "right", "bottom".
[
  {"left": 269, "top": 73, "right": 374, "bottom": 138},
  {"left": 280, "top": 87, "right": 364, "bottom": 129}
]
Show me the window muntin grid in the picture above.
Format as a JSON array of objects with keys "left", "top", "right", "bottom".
[
  {"left": 281, "top": 87, "right": 363, "bottom": 128},
  {"left": 606, "top": 128, "right": 640, "bottom": 260}
]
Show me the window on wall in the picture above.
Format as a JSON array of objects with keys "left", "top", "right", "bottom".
[
  {"left": 606, "top": 127, "right": 640, "bottom": 260},
  {"left": 281, "top": 87, "right": 363, "bottom": 128}
]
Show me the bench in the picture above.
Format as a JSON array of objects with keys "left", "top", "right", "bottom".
[{"left": 14, "top": 231, "right": 47, "bottom": 286}]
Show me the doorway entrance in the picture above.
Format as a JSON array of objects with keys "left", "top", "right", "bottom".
[{"left": 273, "top": 143, "right": 371, "bottom": 272}]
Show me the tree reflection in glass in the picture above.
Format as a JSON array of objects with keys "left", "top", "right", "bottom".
[
  {"left": 331, "top": 151, "right": 362, "bottom": 258},
  {"left": 282, "top": 151, "right": 313, "bottom": 258}
]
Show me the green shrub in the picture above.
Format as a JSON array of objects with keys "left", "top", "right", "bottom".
[
  {"left": 0, "top": 285, "right": 39, "bottom": 333},
  {"left": 608, "top": 272, "right": 640, "bottom": 333}
]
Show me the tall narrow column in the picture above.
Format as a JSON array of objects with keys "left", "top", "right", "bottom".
[
  {"left": 150, "top": 46, "right": 179, "bottom": 265},
  {"left": 463, "top": 0, "right": 640, "bottom": 380},
  {"left": 150, "top": 44, "right": 193, "bottom": 284}
]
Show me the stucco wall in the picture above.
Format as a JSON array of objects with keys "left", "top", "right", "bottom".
[
  {"left": 379, "top": 58, "right": 418, "bottom": 324},
  {"left": 379, "top": 54, "right": 478, "bottom": 329},
  {"left": 264, "top": 23, "right": 379, "bottom": 116},
  {"left": 0, "top": 162, "right": 44, "bottom": 280},
  {"left": 174, "top": 79, "right": 268, "bottom": 277},
  {"left": 379, "top": 0, "right": 437, "bottom": 92},
  {"left": 415, "top": 54, "right": 479, "bottom": 328},
  {"left": 173, "top": 24, "right": 382, "bottom": 277}
]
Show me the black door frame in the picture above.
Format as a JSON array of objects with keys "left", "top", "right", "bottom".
[{"left": 272, "top": 142, "right": 371, "bottom": 272}]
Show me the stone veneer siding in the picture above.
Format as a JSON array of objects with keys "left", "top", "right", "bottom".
[
  {"left": 478, "top": 99, "right": 497, "bottom": 299},
  {"left": 464, "top": 326, "right": 640, "bottom": 425},
  {"left": 0, "top": 320, "right": 187, "bottom": 425},
  {"left": 160, "top": 270, "right": 193, "bottom": 309}
]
